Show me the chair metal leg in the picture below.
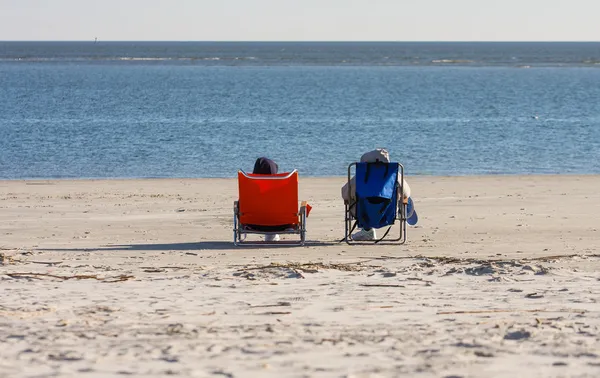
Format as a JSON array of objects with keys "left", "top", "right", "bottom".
[
  {"left": 233, "top": 201, "right": 239, "bottom": 246},
  {"left": 344, "top": 202, "right": 407, "bottom": 245},
  {"left": 300, "top": 206, "right": 307, "bottom": 246},
  {"left": 233, "top": 200, "right": 307, "bottom": 247}
]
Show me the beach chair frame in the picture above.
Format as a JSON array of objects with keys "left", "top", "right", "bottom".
[
  {"left": 343, "top": 162, "right": 407, "bottom": 245},
  {"left": 233, "top": 169, "right": 307, "bottom": 246}
]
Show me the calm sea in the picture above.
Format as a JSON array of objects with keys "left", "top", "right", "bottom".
[{"left": 1, "top": 42, "right": 599, "bottom": 179}]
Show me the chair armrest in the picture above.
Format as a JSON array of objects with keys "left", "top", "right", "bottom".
[
  {"left": 299, "top": 201, "right": 307, "bottom": 215},
  {"left": 299, "top": 201, "right": 311, "bottom": 218}
]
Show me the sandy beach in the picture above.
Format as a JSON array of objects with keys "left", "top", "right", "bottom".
[{"left": 1, "top": 175, "right": 600, "bottom": 377}]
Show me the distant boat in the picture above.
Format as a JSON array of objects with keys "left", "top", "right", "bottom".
[{"left": 94, "top": 37, "right": 98, "bottom": 44}]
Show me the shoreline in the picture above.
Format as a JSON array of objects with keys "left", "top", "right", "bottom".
[{"left": 2, "top": 172, "right": 600, "bottom": 182}]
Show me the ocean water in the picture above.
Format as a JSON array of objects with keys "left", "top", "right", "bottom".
[{"left": 1, "top": 42, "right": 599, "bottom": 179}]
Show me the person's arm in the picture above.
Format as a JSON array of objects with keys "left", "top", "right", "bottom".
[
  {"left": 402, "top": 179, "right": 411, "bottom": 199},
  {"left": 341, "top": 182, "right": 350, "bottom": 202},
  {"left": 397, "top": 177, "right": 411, "bottom": 201},
  {"left": 341, "top": 177, "right": 356, "bottom": 202}
]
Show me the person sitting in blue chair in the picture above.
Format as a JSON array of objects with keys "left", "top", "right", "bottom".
[{"left": 341, "top": 148, "right": 415, "bottom": 241}]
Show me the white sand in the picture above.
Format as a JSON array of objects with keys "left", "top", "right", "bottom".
[{"left": 1, "top": 175, "right": 600, "bottom": 377}]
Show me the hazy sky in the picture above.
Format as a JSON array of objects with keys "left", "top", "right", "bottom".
[{"left": 1, "top": 0, "right": 598, "bottom": 41}]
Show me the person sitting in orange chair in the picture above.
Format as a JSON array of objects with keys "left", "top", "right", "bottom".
[{"left": 252, "top": 156, "right": 281, "bottom": 242}]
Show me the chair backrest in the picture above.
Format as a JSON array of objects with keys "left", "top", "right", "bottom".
[
  {"left": 238, "top": 170, "right": 299, "bottom": 226},
  {"left": 355, "top": 162, "right": 399, "bottom": 229}
]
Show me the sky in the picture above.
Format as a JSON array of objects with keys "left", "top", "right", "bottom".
[{"left": 0, "top": 0, "right": 599, "bottom": 42}]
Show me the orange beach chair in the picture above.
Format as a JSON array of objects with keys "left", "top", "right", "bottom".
[{"left": 233, "top": 169, "right": 309, "bottom": 246}]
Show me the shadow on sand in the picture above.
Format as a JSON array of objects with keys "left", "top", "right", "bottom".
[{"left": 39, "top": 240, "right": 337, "bottom": 252}]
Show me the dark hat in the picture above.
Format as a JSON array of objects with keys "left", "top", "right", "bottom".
[{"left": 252, "top": 157, "right": 278, "bottom": 175}]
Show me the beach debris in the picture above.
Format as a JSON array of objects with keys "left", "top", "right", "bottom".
[
  {"left": 522, "top": 264, "right": 550, "bottom": 275},
  {"left": 166, "top": 323, "right": 184, "bottom": 335},
  {"left": 5, "top": 272, "right": 134, "bottom": 282},
  {"left": 406, "top": 277, "right": 433, "bottom": 283},
  {"left": 27, "top": 260, "right": 63, "bottom": 266},
  {"left": 48, "top": 350, "right": 83, "bottom": 361},
  {"left": 437, "top": 308, "right": 585, "bottom": 315},
  {"left": 143, "top": 268, "right": 165, "bottom": 273},
  {"left": 464, "top": 264, "right": 498, "bottom": 276},
  {"left": 474, "top": 350, "right": 495, "bottom": 358},
  {"left": 56, "top": 319, "right": 68, "bottom": 327},
  {"left": 292, "top": 268, "right": 305, "bottom": 279},
  {"left": 525, "top": 292, "right": 544, "bottom": 299},
  {"left": 377, "top": 254, "right": 600, "bottom": 265},
  {"left": 250, "top": 302, "right": 291, "bottom": 308},
  {"left": 360, "top": 284, "right": 405, "bottom": 288},
  {"left": 258, "top": 311, "right": 291, "bottom": 316},
  {"left": 233, "top": 271, "right": 257, "bottom": 280},
  {"left": 0, "top": 253, "right": 15, "bottom": 265},
  {"left": 488, "top": 276, "right": 515, "bottom": 282},
  {"left": 140, "top": 265, "right": 191, "bottom": 270},
  {"left": 212, "top": 370, "right": 234, "bottom": 378},
  {"left": 233, "top": 261, "right": 372, "bottom": 281},
  {"left": 239, "top": 261, "right": 370, "bottom": 273},
  {"left": 160, "top": 356, "right": 179, "bottom": 363},
  {"left": 504, "top": 330, "right": 532, "bottom": 340}
]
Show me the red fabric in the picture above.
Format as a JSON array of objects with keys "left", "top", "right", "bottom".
[{"left": 238, "top": 171, "right": 300, "bottom": 226}]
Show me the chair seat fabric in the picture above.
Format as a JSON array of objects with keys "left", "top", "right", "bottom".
[{"left": 355, "top": 162, "right": 399, "bottom": 230}]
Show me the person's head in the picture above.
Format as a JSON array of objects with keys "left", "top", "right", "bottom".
[
  {"left": 360, "top": 148, "right": 390, "bottom": 163},
  {"left": 252, "top": 157, "right": 278, "bottom": 175}
]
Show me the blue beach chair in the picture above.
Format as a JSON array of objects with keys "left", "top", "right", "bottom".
[{"left": 343, "top": 161, "right": 408, "bottom": 244}]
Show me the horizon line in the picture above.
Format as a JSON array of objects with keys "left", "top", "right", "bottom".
[{"left": 2, "top": 40, "right": 600, "bottom": 43}]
